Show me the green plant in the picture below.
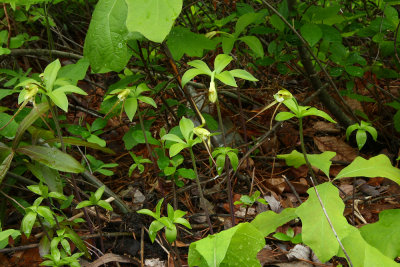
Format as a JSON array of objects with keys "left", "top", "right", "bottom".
[
  {"left": 137, "top": 198, "right": 191, "bottom": 243},
  {"left": 75, "top": 185, "right": 113, "bottom": 211},
  {"left": 84, "top": 155, "right": 118, "bottom": 177},
  {"left": 273, "top": 227, "right": 302, "bottom": 244},
  {"left": 212, "top": 147, "right": 239, "bottom": 175},
  {"left": 346, "top": 120, "right": 378, "bottom": 150},
  {"left": 234, "top": 190, "right": 268, "bottom": 207},
  {"left": 128, "top": 152, "right": 152, "bottom": 175}
]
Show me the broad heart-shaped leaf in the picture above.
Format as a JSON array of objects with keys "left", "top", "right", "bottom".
[
  {"left": 360, "top": 209, "right": 400, "bottom": 259},
  {"left": 300, "top": 23, "right": 322, "bottom": 47},
  {"left": 251, "top": 208, "right": 298, "bottom": 237},
  {"left": 124, "top": 97, "right": 138, "bottom": 121},
  {"left": 340, "top": 226, "right": 399, "bottom": 267},
  {"left": 13, "top": 102, "right": 49, "bottom": 149},
  {"left": 296, "top": 183, "right": 351, "bottom": 263},
  {"left": 229, "top": 69, "right": 258, "bottom": 81},
  {"left": 84, "top": 0, "right": 131, "bottom": 73},
  {"left": 188, "top": 222, "right": 265, "bottom": 267},
  {"left": 43, "top": 59, "right": 61, "bottom": 92},
  {"left": 16, "top": 145, "right": 84, "bottom": 173},
  {"left": 181, "top": 68, "right": 208, "bottom": 87},
  {"left": 125, "top": 0, "right": 182, "bottom": 43},
  {"left": 277, "top": 150, "right": 336, "bottom": 178},
  {"left": 335, "top": 154, "right": 400, "bottom": 185},
  {"left": 166, "top": 26, "right": 217, "bottom": 61},
  {"left": 214, "top": 54, "right": 233, "bottom": 74},
  {"left": 239, "top": 35, "right": 264, "bottom": 58}
]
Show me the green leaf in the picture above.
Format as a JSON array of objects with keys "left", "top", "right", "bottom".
[
  {"left": 43, "top": 59, "right": 61, "bottom": 92},
  {"left": 165, "top": 224, "right": 177, "bottom": 243},
  {"left": 0, "top": 113, "right": 18, "bottom": 139},
  {"left": 215, "top": 71, "right": 237, "bottom": 87},
  {"left": 251, "top": 208, "right": 298, "bottom": 237},
  {"left": 64, "top": 227, "right": 90, "bottom": 257},
  {"left": 162, "top": 134, "right": 185, "bottom": 144},
  {"left": 86, "top": 135, "right": 106, "bottom": 148},
  {"left": 216, "top": 154, "right": 226, "bottom": 175},
  {"left": 21, "top": 211, "right": 37, "bottom": 238},
  {"left": 94, "top": 185, "right": 105, "bottom": 202},
  {"left": 13, "top": 102, "right": 49, "bottom": 149},
  {"left": 174, "top": 217, "right": 191, "bottom": 229},
  {"left": 124, "top": 97, "right": 138, "bottom": 121},
  {"left": 301, "top": 107, "right": 336, "bottom": 123},
  {"left": 300, "top": 23, "right": 322, "bottom": 47},
  {"left": 188, "top": 223, "right": 265, "bottom": 267},
  {"left": 229, "top": 69, "right": 258, "bottom": 82},
  {"left": 97, "top": 200, "right": 113, "bottom": 211},
  {"left": 37, "top": 206, "right": 55, "bottom": 226},
  {"left": 83, "top": 0, "right": 131, "bottom": 73},
  {"left": 221, "top": 36, "right": 236, "bottom": 55},
  {"left": 296, "top": 183, "right": 351, "bottom": 262},
  {"left": 0, "top": 229, "right": 20, "bottom": 249},
  {"left": 188, "top": 60, "right": 212, "bottom": 75},
  {"left": 58, "top": 58, "right": 90, "bottom": 85},
  {"left": 235, "top": 12, "right": 261, "bottom": 36},
  {"left": 214, "top": 54, "right": 233, "bottom": 74},
  {"left": 177, "top": 168, "right": 195, "bottom": 179},
  {"left": 181, "top": 68, "right": 207, "bottom": 87},
  {"left": 277, "top": 150, "right": 336, "bottom": 178},
  {"left": 356, "top": 130, "right": 367, "bottom": 150},
  {"left": 227, "top": 152, "right": 239, "bottom": 171},
  {"left": 275, "top": 111, "right": 295, "bottom": 121},
  {"left": 0, "top": 151, "right": 14, "bottom": 186},
  {"left": 345, "top": 65, "right": 364, "bottom": 77},
  {"left": 360, "top": 209, "right": 400, "bottom": 259},
  {"left": 53, "top": 85, "right": 87, "bottom": 95},
  {"left": 75, "top": 200, "right": 92, "bottom": 209},
  {"left": 137, "top": 209, "right": 157, "bottom": 219},
  {"left": 16, "top": 145, "right": 84, "bottom": 173},
  {"left": 48, "top": 90, "right": 68, "bottom": 112},
  {"left": 179, "top": 117, "right": 194, "bottom": 142},
  {"left": 138, "top": 96, "right": 157, "bottom": 108},
  {"left": 45, "top": 137, "right": 115, "bottom": 154},
  {"left": 340, "top": 227, "right": 399, "bottom": 267},
  {"left": 335, "top": 155, "right": 400, "bottom": 184},
  {"left": 169, "top": 143, "right": 188, "bottom": 157},
  {"left": 166, "top": 27, "right": 217, "bottom": 61},
  {"left": 125, "top": 0, "right": 182, "bottom": 43},
  {"left": 148, "top": 220, "right": 164, "bottom": 243},
  {"left": 239, "top": 36, "right": 264, "bottom": 58}
]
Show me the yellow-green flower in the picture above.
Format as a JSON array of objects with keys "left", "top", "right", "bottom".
[{"left": 208, "top": 80, "right": 217, "bottom": 103}]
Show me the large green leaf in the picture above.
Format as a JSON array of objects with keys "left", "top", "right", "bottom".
[
  {"left": 360, "top": 209, "right": 400, "bottom": 259},
  {"left": 166, "top": 27, "right": 217, "bottom": 60},
  {"left": 16, "top": 145, "right": 84, "bottom": 173},
  {"left": 296, "top": 183, "right": 351, "bottom": 262},
  {"left": 300, "top": 23, "right": 322, "bottom": 47},
  {"left": 239, "top": 36, "right": 264, "bottom": 58},
  {"left": 43, "top": 59, "right": 61, "bottom": 92},
  {"left": 335, "top": 154, "right": 400, "bottom": 185},
  {"left": 84, "top": 0, "right": 131, "bottom": 73},
  {"left": 251, "top": 208, "right": 298, "bottom": 237},
  {"left": 340, "top": 227, "right": 399, "bottom": 267},
  {"left": 188, "top": 222, "right": 264, "bottom": 267},
  {"left": 125, "top": 0, "right": 182, "bottom": 43},
  {"left": 277, "top": 150, "right": 336, "bottom": 178},
  {"left": 45, "top": 137, "right": 115, "bottom": 154}
]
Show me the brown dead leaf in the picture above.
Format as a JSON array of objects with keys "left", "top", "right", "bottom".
[
  {"left": 277, "top": 124, "right": 298, "bottom": 147},
  {"left": 314, "top": 136, "right": 358, "bottom": 162},
  {"left": 304, "top": 121, "right": 341, "bottom": 136},
  {"left": 344, "top": 96, "right": 364, "bottom": 112},
  {"left": 265, "top": 178, "right": 286, "bottom": 194}
]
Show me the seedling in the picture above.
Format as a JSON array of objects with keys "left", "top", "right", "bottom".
[
  {"left": 346, "top": 120, "right": 377, "bottom": 150},
  {"left": 137, "top": 198, "right": 191, "bottom": 243},
  {"left": 234, "top": 190, "right": 268, "bottom": 207},
  {"left": 273, "top": 227, "right": 302, "bottom": 244}
]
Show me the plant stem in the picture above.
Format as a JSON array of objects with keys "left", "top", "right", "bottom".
[
  {"left": 189, "top": 148, "right": 213, "bottom": 234},
  {"left": 46, "top": 96, "right": 65, "bottom": 153},
  {"left": 216, "top": 101, "right": 235, "bottom": 226},
  {"left": 298, "top": 118, "right": 353, "bottom": 267}
]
